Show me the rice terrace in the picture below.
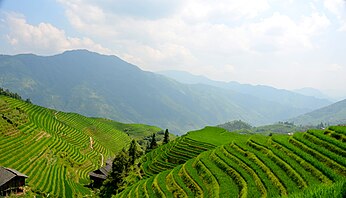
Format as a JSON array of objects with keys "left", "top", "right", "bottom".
[{"left": 0, "top": 93, "right": 345, "bottom": 197}]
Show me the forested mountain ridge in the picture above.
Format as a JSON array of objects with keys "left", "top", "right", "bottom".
[{"left": 0, "top": 50, "right": 329, "bottom": 134}]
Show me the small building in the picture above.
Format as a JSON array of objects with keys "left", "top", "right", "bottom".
[
  {"left": 0, "top": 167, "right": 28, "bottom": 196},
  {"left": 89, "top": 160, "right": 112, "bottom": 188}
]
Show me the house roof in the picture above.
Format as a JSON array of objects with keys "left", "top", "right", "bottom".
[
  {"left": 99, "top": 164, "right": 112, "bottom": 175},
  {"left": 0, "top": 167, "right": 28, "bottom": 186},
  {"left": 89, "top": 163, "right": 112, "bottom": 180},
  {"left": 89, "top": 172, "right": 107, "bottom": 180}
]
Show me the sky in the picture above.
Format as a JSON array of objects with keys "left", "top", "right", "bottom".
[{"left": 0, "top": 0, "right": 346, "bottom": 99}]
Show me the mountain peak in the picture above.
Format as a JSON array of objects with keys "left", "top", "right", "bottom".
[
  {"left": 62, "top": 49, "right": 93, "bottom": 54},
  {"left": 60, "top": 49, "right": 106, "bottom": 57}
]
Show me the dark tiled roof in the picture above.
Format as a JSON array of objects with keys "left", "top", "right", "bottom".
[
  {"left": 99, "top": 164, "right": 112, "bottom": 175},
  {"left": 106, "top": 158, "right": 112, "bottom": 165},
  {"left": 89, "top": 172, "right": 107, "bottom": 180},
  {"left": 5, "top": 167, "right": 28, "bottom": 178},
  {"left": 89, "top": 163, "right": 112, "bottom": 180},
  {"left": 0, "top": 167, "right": 28, "bottom": 186}
]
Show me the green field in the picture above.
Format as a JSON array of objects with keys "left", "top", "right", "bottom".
[
  {"left": 0, "top": 96, "right": 160, "bottom": 197},
  {"left": 117, "top": 125, "right": 346, "bottom": 197}
]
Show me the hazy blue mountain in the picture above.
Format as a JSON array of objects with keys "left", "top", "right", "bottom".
[
  {"left": 158, "top": 70, "right": 331, "bottom": 110},
  {"left": 289, "top": 99, "right": 346, "bottom": 126},
  {"left": 293, "top": 87, "right": 332, "bottom": 101},
  {"left": 157, "top": 70, "right": 216, "bottom": 85},
  {"left": 0, "top": 50, "right": 325, "bottom": 134}
]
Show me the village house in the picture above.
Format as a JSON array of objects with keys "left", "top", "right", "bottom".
[
  {"left": 89, "top": 159, "right": 112, "bottom": 188},
  {"left": 0, "top": 167, "right": 28, "bottom": 196}
]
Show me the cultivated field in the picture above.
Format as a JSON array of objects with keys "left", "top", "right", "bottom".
[
  {"left": 0, "top": 96, "right": 131, "bottom": 197},
  {"left": 117, "top": 126, "right": 346, "bottom": 197}
]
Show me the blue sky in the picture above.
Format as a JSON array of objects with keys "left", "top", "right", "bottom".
[{"left": 1, "top": 0, "right": 346, "bottom": 99}]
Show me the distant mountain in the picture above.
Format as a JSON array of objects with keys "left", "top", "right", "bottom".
[
  {"left": 158, "top": 70, "right": 332, "bottom": 110},
  {"left": 293, "top": 87, "right": 332, "bottom": 101},
  {"left": 157, "top": 70, "right": 216, "bottom": 85},
  {"left": 289, "top": 99, "right": 346, "bottom": 126},
  {"left": 0, "top": 50, "right": 329, "bottom": 134}
]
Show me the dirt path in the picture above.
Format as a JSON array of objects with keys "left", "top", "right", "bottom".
[
  {"left": 90, "top": 136, "right": 93, "bottom": 149},
  {"left": 54, "top": 111, "right": 59, "bottom": 119},
  {"left": 100, "top": 153, "right": 104, "bottom": 167}
]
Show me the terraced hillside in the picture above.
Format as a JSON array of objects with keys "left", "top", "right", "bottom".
[
  {"left": 118, "top": 126, "right": 346, "bottom": 197},
  {"left": 141, "top": 136, "right": 216, "bottom": 177},
  {"left": 0, "top": 96, "right": 135, "bottom": 197}
]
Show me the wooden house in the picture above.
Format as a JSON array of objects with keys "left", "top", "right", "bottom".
[
  {"left": 0, "top": 167, "right": 28, "bottom": 196},
  {"left": 89, "top": 159, "right": 112, "bottom": 188}
]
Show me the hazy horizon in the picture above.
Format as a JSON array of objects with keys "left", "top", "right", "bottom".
[{"left": 1, "top": 0, "right": 346, "bottom": 99}]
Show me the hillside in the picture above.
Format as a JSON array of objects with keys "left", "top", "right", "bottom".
[
  {"left": 0, "top": 50, "right": 329, "bottom": 134},
  {"left": 0, "top": 95, "right": 161, "bottom": 197},
  {"left": 290, "top": 99, "right": 346, "bottom": 126},
  {"left": 217, "top": 120, "right": 311, "bottom": 135},
  {"left": 117, "top": 126, "right": 346, "bottom": 197},
  {"left": 158, "top": 70, "right": 332, "bottom": 110}
]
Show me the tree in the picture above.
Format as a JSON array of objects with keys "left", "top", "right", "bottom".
[
  {"left": 163, "top": 129, "right": 170, "bottom": 144},
  {"left": 317, "top": 122, "right": 325, "bottom": 129},
  {"left": 128, "top": 139, "right": 141, "bottom": 165},
  {"left": 25, "top": 98, "right": 32, "bottom": 104},
  {"left": 149, "top": 133, "right": 157, "bottom": 149},
  {"left": 100, "top": 148, "right": 129, "bottom": 197}
]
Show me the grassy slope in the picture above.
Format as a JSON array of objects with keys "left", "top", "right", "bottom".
[
  {"left": 290, "top": 99, "right": 346, "bottom": 126},
  {"left": 217, "top": 120, "right": 311, "bottom": 135},
  {"left": 95, "top": 118, "right": 175, "bottom": 145},
  {"left": 0, "top": 96, "right": 160, "bottom": 197},
  {"left": 118, "top": 126, "right": 346, "bottom": 198},
  {"left": 185, "top": 126, "right": 249, "bottom": 146},
  {"left": 95, "top": 118, "right": 161, "bottom": 139}
]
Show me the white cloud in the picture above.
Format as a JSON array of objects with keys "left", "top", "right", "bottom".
[
  {"left": 327, "top": 63, "right": 343, "bottom": 71},
  {"left": 338, "top": 22, "right": 346, "bottom": 31},
  {"left": 58, "top": 0, "right": 330, "bottom": 58},
  {"left": 323, "top": 0, "right": 346, "bottom": 32},
  {"left": 4, "top": 13, "right": 110, "bottom": 55},
  {"left": 180, "top": 0, "right": 270, "bottom": 22},
  {"left": 248, "top": 12, "right": 330, "bottom": 53},
  {"left": 58, "top": 0, "right": 106, "bottom": 29},
  {"left": 324, "top": 0, "right": 345, "bottom": 19}
]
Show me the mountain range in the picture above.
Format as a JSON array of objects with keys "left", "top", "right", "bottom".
[
  {"left": 0, "top": 50, "right": 333, "bottom": 133},
  {"left": 158, "top": 70, "right": 331, "bottom": 110}
]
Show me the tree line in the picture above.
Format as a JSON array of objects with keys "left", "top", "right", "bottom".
[
  {"left": 99, "top": 129, "right": 170, "bottom": 197},
  {"left": 0, "top": 87, "right": 31, "bottom": 103}
]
